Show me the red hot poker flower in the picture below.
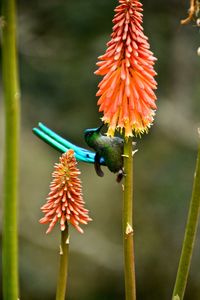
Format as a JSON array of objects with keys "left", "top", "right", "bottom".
[
  {"left": 40, "top": 150, "right": 92, "bottom": 234},
  {"left": 95, "top": 0, "right": 157, "bottom": 137}
]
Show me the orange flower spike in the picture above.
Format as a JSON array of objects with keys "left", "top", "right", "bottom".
[
  {"left": 40, "top": 150, "right": 92, "bottom": 234},
  {"left": 95, "top": 0, "right": 157, "bottom": 137}
]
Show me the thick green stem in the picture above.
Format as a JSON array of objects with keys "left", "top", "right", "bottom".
[
  {"left": 1, "top": 0, "right": 20, "bottom": 299},
  {"left": 56, "top": 225, "right": 69, "bottom": 300},
  {"left": 172, "top": 136, "right": 200, "bottom": 300},
  {"left": 123, "top": 137, "right": 136, "bottom": 300}
]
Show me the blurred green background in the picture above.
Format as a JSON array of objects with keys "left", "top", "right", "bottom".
[{"left": 0, "top": 0, "right": 200, "bottom": 299}]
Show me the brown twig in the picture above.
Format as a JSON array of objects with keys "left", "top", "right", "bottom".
[{"left": 181, "top": 0, "right": 200, "bottom": 25}]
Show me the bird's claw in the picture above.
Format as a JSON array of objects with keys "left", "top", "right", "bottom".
[{"left": 116, "top": 168, "right": 125, "bottom": 183}]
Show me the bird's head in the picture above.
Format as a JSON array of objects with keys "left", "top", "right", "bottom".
[{"left": 84, "top": 123, "right": 104, "bottom": 147}]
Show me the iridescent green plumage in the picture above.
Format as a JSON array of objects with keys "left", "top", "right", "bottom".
[{"left": 84, "top": 125, "right": 124, "bottom": 182}]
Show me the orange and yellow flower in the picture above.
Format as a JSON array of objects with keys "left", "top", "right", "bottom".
[
  {"left": 95, "top": 0, "right": 157, "bottom": 137},
  {"left": 40, "top": 150, "right": 92, "bottom": 234}
]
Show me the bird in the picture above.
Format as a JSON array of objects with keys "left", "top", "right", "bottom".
[
  {"left": 84, "top": 124, "right": 124, "bottom": 182},
  {"left": 33, "top": 122, "right": 124, "bottom": 182}
]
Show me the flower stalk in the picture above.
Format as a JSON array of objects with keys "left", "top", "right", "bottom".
[
  {"left": 123, "top": 137, "right": 136, "bottom": 300},
  {"left": 172, "top": 131, "right": 200, "bottom": 300},
  {"left": 56, "top": 224, "right": 70, "bottom": 300},
  {"left": 95, "top": 1, "right": 157, "bottom": 298},
  {"left": 40, "top": 150, "right": 91, "bottom": 299},
  {"left": 1, "top": 0, "right": 20, "bottom": 299}
]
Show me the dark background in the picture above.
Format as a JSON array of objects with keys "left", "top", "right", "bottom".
[{"left": 0, "top": 0, "right": 200, "bottom": 299}]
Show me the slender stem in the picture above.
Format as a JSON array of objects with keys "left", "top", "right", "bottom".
[
  {"left": 56, "top": 225, "right": 69, "bottom": 300},
  {"left": 172, "top": 135, "right": 200, "bottom": 300},
  {"left": 1, "top": 0, "right": 20, "bottom": 299},
  {"left": 123, "top": 137, "right": 136, "bottom": 300}
]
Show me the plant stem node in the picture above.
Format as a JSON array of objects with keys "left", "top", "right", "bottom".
[
  {"left": 125, "top": 223, "right": 133, "bottom": 237},
  {"left": 59, "top": 245, "right": 63, "bottom": 255}
]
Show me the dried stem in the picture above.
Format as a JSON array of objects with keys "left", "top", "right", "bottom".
[{"left": 181, "top": 0, "right": 200, "bottom": 25}]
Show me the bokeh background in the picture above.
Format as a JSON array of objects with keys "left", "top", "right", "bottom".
[{"left": 0, "top": 0, "right": 200, "bottom": 299}]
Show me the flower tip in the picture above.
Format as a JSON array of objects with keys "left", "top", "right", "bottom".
[
  {"left": 46, "top": 227, "right": 52, "bottom": 234},
  {"left": 106, "top": 127, "right": 115, "bottom": 137},
  {"left": 39, "top": 217, "right": 47, "bottom": 224},
  {"left": 76, "top": 226, "right": 84, "bottom": 234},
  {"left": 61, "top": 224, "right": 66, "bottom": 231}
]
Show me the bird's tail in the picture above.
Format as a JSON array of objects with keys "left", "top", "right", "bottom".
[{"left": 33, "top": 123, "right": 105, "bottom": 165}]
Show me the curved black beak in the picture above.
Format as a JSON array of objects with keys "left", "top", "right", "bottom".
[{"left": 96, "top": 123, "right": 105, "bottom": 132}]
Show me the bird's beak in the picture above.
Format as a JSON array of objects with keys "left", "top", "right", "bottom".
[{"left": 97, "top": 123, "right": 105, "bottom": 132}]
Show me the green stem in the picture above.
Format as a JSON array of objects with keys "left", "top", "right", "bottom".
[
  {"left": 123, "top": 137, "right": 136, "bottom": 300},
  {"left": 1, "top": 0, "right": 20, "bottom": 299},
  {"left": 172, "top": 135, "right": 200, "bottom": 300},
  {"left": 56, "top": 225, "right": 69, "bottom": 300}
]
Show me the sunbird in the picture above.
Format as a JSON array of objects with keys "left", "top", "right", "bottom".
[
  {"left": 33, "top": 123, "right": 124, "bottom": 182},
  {"left": 84, "top": 124, "right": 124, "bottom": 182}
]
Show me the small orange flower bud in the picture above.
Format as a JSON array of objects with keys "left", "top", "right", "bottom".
[{"left": 40, "top": 150, "right": 92, "bottom": 234}]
